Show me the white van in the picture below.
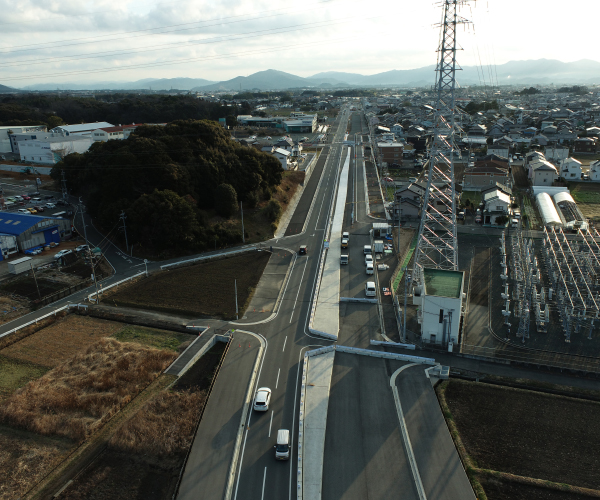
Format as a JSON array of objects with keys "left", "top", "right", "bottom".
[
  {"left": 366, "top": 262, "right": 374, "bottom": 275},
  {"left": 275, "top": 429, "right": 290, "bottom": 460},
  {"left": 365, "top": 281, "right": 376, "bottom": 297},
  {"left": 340, "top": 254, "right": 349, "bottom": 265},
  {"left": 363, "top": 245, "right": 372, "bottom": 255}
]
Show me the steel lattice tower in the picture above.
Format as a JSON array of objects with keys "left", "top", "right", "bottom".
[{"left": 413, "top": 0, "right": 471, "bottom": 282}]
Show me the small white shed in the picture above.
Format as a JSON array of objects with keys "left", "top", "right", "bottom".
[{"left": 8, "top": 256, "right": 33, "bottom": 275}]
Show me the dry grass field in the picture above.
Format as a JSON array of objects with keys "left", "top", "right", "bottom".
[
  {"left": 0, "top": 338, "right": 176, "bottom": 441},
  {"left": 109, "top": 251, "right": 271, "bottom": 319},
  {"left": 0, "top": 296, "right": 30, "bottom": 325},
  {"left": 570, "top": 182, "right": 600, "bottom": 220},
  {"left": 1, "top": 315, "right": 124, "bottom": 368},
  {"left": 439, "top": 379, "right": 600, "bottom": 499},
  {"left": 0, "top": 425, "right": 72, "bottom": 500}
]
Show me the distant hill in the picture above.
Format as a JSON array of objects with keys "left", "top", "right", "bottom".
[
  {"left": 193, "top": 69, "right": 312, "bottom": 91},
  {"left": 0, "top": 83, "right": 20, "bottom": 93},
  {"left": 21, "top": 77, "right": 216, "bottom": 91},
  {"left": 14, "top": 59, "right": 600, "bottom": 92}
]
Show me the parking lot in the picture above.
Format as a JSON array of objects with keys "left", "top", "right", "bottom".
[{"left": 0, "top": 181, "right": 71, "bottom": 218}]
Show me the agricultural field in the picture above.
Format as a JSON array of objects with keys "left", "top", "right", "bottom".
[
  {"left": 109, "top": 251, "right": 271, "bottom": 319},
  {"left": 570, "top": 182, "right": 600, "bottom": 220},
  {"left": 58, "top": 342, "right": 227, "bottom": 500},
  {"left": 0, "top": 314, "right": 200, "bottom": 499},
  {"left": 438, "top": 379, "right": 600, "bottom": 500}
]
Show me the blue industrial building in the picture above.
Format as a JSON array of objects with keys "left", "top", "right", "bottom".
[{"left": 0, "top": 213, "right": 72, "bottom": 260}]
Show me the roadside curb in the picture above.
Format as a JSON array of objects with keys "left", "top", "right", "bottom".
[{"left": 224, "top": 329, "right": 266, "bottom": 500}]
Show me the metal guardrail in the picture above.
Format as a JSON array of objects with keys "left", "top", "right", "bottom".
[
  {"left": 160, "top": 247, "right": 257, "bottom": 271},
  {"left": 0, "top": 303, "right": 71, "bottom": 339},
  {"left": 87, "top": 271, "right": 146, "bottom": 302}
]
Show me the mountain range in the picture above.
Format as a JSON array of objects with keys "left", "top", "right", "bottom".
[{"left": 4, "top": 59, "right": 600, "bottom": 92}]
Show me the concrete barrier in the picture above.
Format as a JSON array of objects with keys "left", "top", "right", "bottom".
[{"left": 339, "top": 297, "right": 378, "bottom": 304}]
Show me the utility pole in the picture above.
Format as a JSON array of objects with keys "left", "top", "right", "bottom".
[
  {"left": 80, "top": 198, "right": 99, "bottom": 302},
  {"left": 61, "top": 170, "right": 68, "bottom": 202},
  {"left": 240, "top": 202, "right": 245, "bottom": 244},
  {"left": 30, "top": 263, "right": 41, "bottom": 301},
  {"left": 235, "top": 279, "right": 239, "bottom": 320},
  {"left": 120, "top": 210, "right": 129, "bottom": 252}
]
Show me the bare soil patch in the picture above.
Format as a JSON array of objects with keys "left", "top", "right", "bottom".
[
  {"left": 1, "top": 315, "right": 124, "bottom": 368},
  {"left": 443, "top": 379, "right": 600, "bottom": 490},
  {"left": 0, "top": 338, "right": 176, "bottom": 441},
  {"left": 0, "top": 296, "right": 30, "bottom": 325},
  {"left": 512, "top": 165, "right": 529, "bottom": 188},
  {"left": 109, "top": 251, "right": 271, "bottom": 319},
  {"left": 479, "top": 474, "right": 599, "bottom": 500}
]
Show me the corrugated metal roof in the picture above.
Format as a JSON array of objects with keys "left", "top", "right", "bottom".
[{"left": 0, "top": 213, "right": 65, "bottom": 235}]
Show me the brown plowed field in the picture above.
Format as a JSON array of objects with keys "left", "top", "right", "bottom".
[
  {"left": 109, "top": 251, "right": 271, "bottom": 319},
  {"left": 443, "top": 379, "right": 600, "bottom": 491}
]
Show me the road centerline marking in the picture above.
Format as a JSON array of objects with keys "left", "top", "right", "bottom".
[
  {"left": 268, "top": 411, "right": 274, "bottom": 437},
  {"left": 282, "top": 336, "right": 287, "bottom": 351},
  {"left": 276, "top": 368, "right": 280, "bottom": 389},
  {"left": 290, "top": 256, "right": 310, "bottom": 323}
]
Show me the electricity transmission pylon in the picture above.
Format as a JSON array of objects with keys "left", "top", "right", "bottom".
[{"left": 412, "top": 0, "right": 472, "bottom": 281}]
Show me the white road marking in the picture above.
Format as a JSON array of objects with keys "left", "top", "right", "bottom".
[
  {"left": 261, "top": 467, "right": 267, "bottom": 500},
  {"left": 289, "top": 256, "right": 310, "bottom": 323},
  {"left": 276, "top": 368, "right": 280, "bottom": 389},
  {"left": 268, "top": 411, "right": 274, "bottom": 437},
  {"left": 282, "top": 336, "right": 287, "bottom": 351}
]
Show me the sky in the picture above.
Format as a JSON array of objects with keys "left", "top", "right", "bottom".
[{"left": 0, "top": 0, "right": 598, "bottom": 87}]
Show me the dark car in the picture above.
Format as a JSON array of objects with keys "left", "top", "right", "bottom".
[
  {"left": 44, "top": 195, "right": 54, "bottom": 200},
  {"left": 33, "top": 206, "right": 45, "bottom": 212},
  {"left": 28, "top": 191, "right": 40, "bottom": 197},
  {"left": 57, "top": 200, "right": 69, "bottom": 206},
  {"left": 299, "top": 245, "right": 307, "bottom": 255}
]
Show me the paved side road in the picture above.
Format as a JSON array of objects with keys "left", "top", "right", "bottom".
[
  {"left": 177, "top": 331, "right": 260, "bottom": 500},
  {"left": 397, "top": 365, "right": 476, "bottom": 500}
]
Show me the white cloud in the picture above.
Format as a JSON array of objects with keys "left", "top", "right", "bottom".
[{"left": 0, "top": 0, "right": 598, "bottom": 86}]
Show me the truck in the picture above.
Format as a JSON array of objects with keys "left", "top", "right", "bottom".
[{"left": 373, "top": 240, "right": 384, "bottom": 254}]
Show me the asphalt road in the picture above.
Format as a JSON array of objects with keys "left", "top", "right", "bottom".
[
  {"left": 227, "top": 107, "right": 352, "bottom": 500},
  {"left": 322, "top": 353, "right": 419, "bottom": 500}
]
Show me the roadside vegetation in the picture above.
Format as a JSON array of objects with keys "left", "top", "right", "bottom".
[{"left": 438, "top": 378, "right": 600, "bottom": 500}]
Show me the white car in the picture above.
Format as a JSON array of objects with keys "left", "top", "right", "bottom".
[
  {"left": 54, "top": 249, "right": 73, "bottom": 260},
  {"left": 253, "top": 387, "right": 272, "bottom": 411},
  {"left": 366, "top": 262, "right": 374, "bottom": 275},
  {"left": 365, "top": 254, "right": 373, "bottom": 266},
  {"left": 76, "top": 244, "right": 89, "bottom": 253},
  {"left": 45, "top": 203, "right": 56, "bottom": 208}
]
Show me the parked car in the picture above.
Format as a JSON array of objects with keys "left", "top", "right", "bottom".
[
  {"left": 17, "top": 208, "right": 29, "bottom": 214},
  {"left": 21, "top": 195, "right": 31, "bottom": 201},
  {"left": 45, "top": 203, "right": 56, "bottom": 208},
  {"left": 44, "top": 195, "right": 54, "bottom": 200},
  {"left": 32, "top": 197, "right": 42, "bottom": 202},
  {"left": 253, "top": 387, "right": 272, "bottom": 411},
  {"left": 341, "top": 238, "right": 349, "bottom": 249},
  {"left": 28, "top": 191, "right": 40, "bottom": 197},
  {"left": 54, "top": 249, "right": 73, "bottom": 260},
  {"left": 33, "top": 206, "right": 45, "bottom": 212},
  {"left": 27, "top": 207, "right": 37, "bottom": 214},
  {"left": 76, "top": 244, "right": 89, "bottom": 253},
  {"left": 57, "top": 200, "right": 69, "bottom": 206}
]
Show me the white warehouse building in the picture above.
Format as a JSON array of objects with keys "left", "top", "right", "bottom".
[{"left": 19, "top": 135, "right": 93, "bottom": 164}]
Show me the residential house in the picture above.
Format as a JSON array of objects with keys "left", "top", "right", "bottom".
[
  {"left": 529, "top": 159, "right": 558, "bottom": 186},
  {"left": 574, "top": 137, "right": 597, "bottom": 153},
  {"left": 378, "top": 142, "right": 404, "bottom": 166},
  {"left": 544, "top": 147, "right": 570, "bottom": 161},
  {"left": 391, "top": 124, "right": 404, "bottom": 137},
  {"left": 271, "top": 148, "right": 294, "bottom": 170},
  {"left": 463, "top": 160, "right": 509, "bottom": 190},
  {"left": 393, "top": 182, "right": 426, "bottom": 221},
  {"left": 482, "top": 189, "right": 512, "bottom": 225},
  {"left": 559, "top": 158, "right": 582, "bottom": 180},
  {"left": 589, "top": 160, "right": 600, "bottom": 181}
]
